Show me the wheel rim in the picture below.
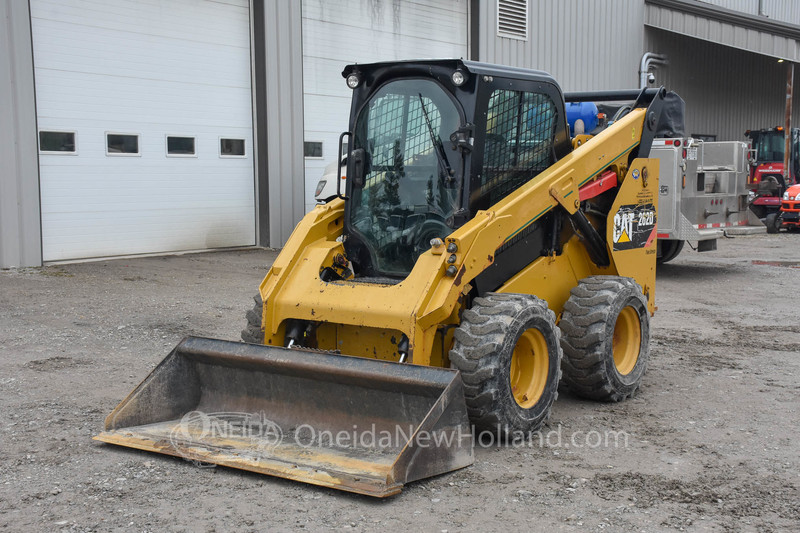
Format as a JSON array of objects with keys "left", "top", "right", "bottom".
[
  {"left": 509, "top": 329, "right": 549, "bottom": 409},
  {"left": 612, "top": 306, "right": 641, "bottom": 375}
]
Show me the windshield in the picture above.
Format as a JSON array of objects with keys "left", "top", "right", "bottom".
[
  {"left": 349, "top": 79, "right": 462, "bottom": 276},
  {"left": 755, "top": 131, "right": 786, "bottom": 163}
]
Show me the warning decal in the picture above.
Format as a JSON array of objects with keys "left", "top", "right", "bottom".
[{"left": 612, "top": 203, "right": 657, "bottom": 251}]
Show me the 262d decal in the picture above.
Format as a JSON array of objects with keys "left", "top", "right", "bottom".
[{"left": 612, "top": 203, "right": 656, "bottom": 251}]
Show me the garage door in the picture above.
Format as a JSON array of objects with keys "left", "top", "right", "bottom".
[
  {"left": 31, "top": 0, "right": 255, "bottom": 261},
  {"left": 301, "top": 0, "right": 469, "bottom": 212}
]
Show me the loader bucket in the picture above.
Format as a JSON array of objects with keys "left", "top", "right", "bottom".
[{"left": 94, "top": 336, "right": 473, "bottom": 497}]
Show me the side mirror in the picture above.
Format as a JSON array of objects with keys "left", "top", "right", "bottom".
[{"left": 350, "top": 148, "right": 368, "bottom": 189}]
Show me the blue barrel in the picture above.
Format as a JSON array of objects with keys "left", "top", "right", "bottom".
[{"left": 565, "top": 102, "right": 599, "bottom": 136}]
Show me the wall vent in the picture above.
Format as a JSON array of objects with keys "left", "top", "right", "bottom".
[{"left": 497, "top": 0, "right": 528, "bottom": 40}]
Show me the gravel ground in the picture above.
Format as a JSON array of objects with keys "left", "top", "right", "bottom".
[{"left": 1, "top": 233, "right": 799, "bottom": 532}]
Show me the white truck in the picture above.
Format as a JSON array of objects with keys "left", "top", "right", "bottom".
[
  {"left": 314, "top": 158, "right": 346, "bottom": 203},
  {"left": 650, "top": 138, "right": 750, "bottom": 263}
]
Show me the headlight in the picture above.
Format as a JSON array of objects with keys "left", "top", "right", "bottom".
[
  {"left": 784, "top": 191, "right": 790, "bottom": 199},
  {"left": 315, "top": 180, "right": 327, "bottom": 197},
  {"left": 346, "top": 73, "right": 361, "bottom": 89},
  {"left": 451, "top": 69, "right": 467, "bottom": 86}
]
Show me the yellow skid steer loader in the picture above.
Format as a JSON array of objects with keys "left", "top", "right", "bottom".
[{"left": 96, "top": 59, "right": 672, "bottom": 497}]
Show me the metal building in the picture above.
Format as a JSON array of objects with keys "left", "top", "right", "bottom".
[
  {"left": 2, "top": 0, "right": 799, "bottom": 268},
  {"left": 478, "top": 0, "right": 800, "bottom": 140}
]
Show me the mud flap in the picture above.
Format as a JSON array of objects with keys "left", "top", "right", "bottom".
[{"left": 94, "top": 337, "right": 473, "bottom": 497}]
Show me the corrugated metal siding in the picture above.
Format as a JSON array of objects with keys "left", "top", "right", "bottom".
[
  {"left": 0, "top": 0, "right": 41, "bottom": 268},
  {"left": 645, "top": 27, "right": 800, "bottom": 141},
  {"left": 646, "top": 3, "right": 800, "bottom": 61},
  {"left": 759, "top": 0, "right": 800, "bottom": 23},
  {"left": 478, "top": 0, "right": 646, "bottom": 91},
  {"left": 700, "top": 0, "right": 800, "bottom": 25}
]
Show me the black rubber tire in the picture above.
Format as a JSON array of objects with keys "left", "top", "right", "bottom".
[
  {"left": 657, "top": 239, "right": 684, "bottom": 264},
  {"left": 240, "top": 293, "right": 265, "bottom": 344},
  {"left": 559, "top": 276, "right": 650, "bottom": 402},
  {"left": 748, "top": 203, "right": 767, "bottom": 220},
  {"left": 449, "top": 293, "right": 562, "bottom": 437},
  {"left": 765, "top": 213, "right": 780, "bottom": 234}
]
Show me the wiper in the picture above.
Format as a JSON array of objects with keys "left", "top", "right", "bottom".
[{"left": 418, "top": 94, "right": 454, "bottom": 182}]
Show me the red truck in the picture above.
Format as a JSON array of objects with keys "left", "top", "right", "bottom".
[{"left": 744, "top": 127, "right": 800, "bottom": 232}]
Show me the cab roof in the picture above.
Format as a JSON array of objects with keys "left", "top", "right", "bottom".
[{"left": 342, "top": 58, "right": 555, "bottom": 85}]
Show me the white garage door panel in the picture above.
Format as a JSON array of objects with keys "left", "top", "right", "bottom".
[
  {"left": 303, "top": 22, "right": 468, "bottom": 60},
  {"left": 303, "top": 94, "right": 352, "bottom": 133},
  {"left": 33, "top": 71, "right": 253, "bottom": 126},
  {"left": 43, "top": 210, "right": 251, "bottom": 257},
  {"left": 302, "top": 0, "right": 467, "bottom": 43},
  {"left": 301, "top": 0, "right": 468, "bottom": 212},
  {"left": 302, "top": 57, "right": 353, "bottom": 100},
  {"left": 302, "top": 92, "right": 351, "bottom": 203},
  {"left": 32, "top": 0, "right": 255, "bottom": 261},
  {"left": 31, "top": 20, "right": 251, "bottom": 88},
  {"left": 32, "top": 0, "right": 250, "bottom": 46},
  {"left": 39, "top": 166, "right": 253, "bottom": 211}
]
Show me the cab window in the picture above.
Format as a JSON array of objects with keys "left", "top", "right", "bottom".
[{"left": 477, "top": 89, "right": 558, "bottom": 207}]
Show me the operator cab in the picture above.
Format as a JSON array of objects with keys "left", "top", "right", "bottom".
[{"left": 339, "top": 59, "right": 572, "bottom": 279}]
